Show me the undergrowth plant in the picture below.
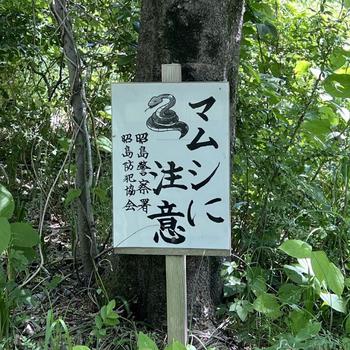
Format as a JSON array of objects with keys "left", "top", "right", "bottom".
[
  {"left": 222, "top": 239, "right": 350, "bottom": 349},
  {"left": 0, "top": 184, "right": 39, "bottom": 348}
]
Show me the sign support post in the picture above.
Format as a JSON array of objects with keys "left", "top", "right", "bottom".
[{"left": 162, "top": 63, "right": 188, "bottom": 346}]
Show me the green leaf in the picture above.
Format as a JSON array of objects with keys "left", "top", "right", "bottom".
[
  {"left": 106, "top": 299, "right": 116, "bottom": 314},
  {"left": 10, "top": 222, "right": 39, "bottom": 247},
  {"left": 253, "top": 293, "right": 282, "bottom": 319},
  {"left": 95, "top": 315, "right": 103, "bottom": 329},
  {"left": 137, "top": 332, "right": 158, "bottom": 350},
  {"left": 283, "top": 264, "right": 308, "bottom": 284},
  {"left": 303, "top": 118, "right": 331, "bottom": 137},
  {"left": 311, "top": 251, "right": 329, "bottom": 283},
  {"left": 256, "top": 22, "right": 278, "bottom": 39},
  {"left": 345, "top": 0, "right": 350, "bottom": 8},
  {"left": 324, "top": 74, "right": 350, "bottom": 98},
  {"left": 0, "top": 184, "right": 14, "bottom": 219},
  {"left": 278, "top": 283, "right": 302, "bottom": 304},
  {"left": 294, "top": 60, "right": 311, "bottom": 78},
  {"left": 320, "top": 292, "right": 347, "bottom": 313},
  {"left": 72, "top": 347, "right": 91, "bottom": 350},
  {"left": 164, "top": 341, "right": 187, "bottom": 350},
  {"left": 326, "top": 263, "right": 344, "bottom": 296},
  {"left": 279, "top": 239, "right": 312, "bottom": 258},
  {"left": 229, "top": 299, "right": 253, "bottom": 321},
  {"left": 295, "top": 321, "right": 321, "bottom": 341},
  {"left": 0, "top": 217, "right": 11, "bottom": 254},
  {"left": 288, "top": 309, "right": 311, "bottom": 335},
  {"left": 345, "top": 315, "right": 350, "bottom": 335},
  {"left": 64, "top": 189, "right": 81, "bottom": 207},
  {"left": 96, "top": 136, "right": 112, "bottom": 153}
]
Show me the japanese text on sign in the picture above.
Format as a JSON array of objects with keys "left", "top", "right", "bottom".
[{"left": 112, "top": 82, "right": 230, "bottom": 251}]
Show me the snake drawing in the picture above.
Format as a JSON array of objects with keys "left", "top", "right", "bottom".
[{"left": 145, "top": 94, "right": 189, "bottom": 139}]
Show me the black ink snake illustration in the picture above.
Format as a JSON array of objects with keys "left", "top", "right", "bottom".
[{"left": 145, "top": 94, "right": 189, "bottom": 139}]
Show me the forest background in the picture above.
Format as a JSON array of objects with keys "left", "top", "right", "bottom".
[{"left": 1, "top": 0, "right": 350, "bottom": 349}]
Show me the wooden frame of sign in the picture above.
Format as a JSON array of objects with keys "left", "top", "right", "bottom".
[{"left": 112, "top": 64, "right": 231, "bottom": 345}]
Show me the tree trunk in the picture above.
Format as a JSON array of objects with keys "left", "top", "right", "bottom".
[
  {"left": 109, "top": 0, "right": 245, "bottom": 328},
  {"left": 52, "top": 0, "right": 97, "bottom": 276}
]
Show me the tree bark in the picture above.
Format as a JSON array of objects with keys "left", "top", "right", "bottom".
[
  {"left": 109, "top": 0, "right": 245, "bottom": 328},
  {"left": 52, "top": 0, "right": 97, "bottom": 276}
]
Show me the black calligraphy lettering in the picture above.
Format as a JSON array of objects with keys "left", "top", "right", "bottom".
[
  {"left": 191, "top": 162, "right": 220, "bottom": 191},
  {"left": 148, "top": 200, "right": 185, "bottom": 244},
  {"left": 137, "top": 146, "right": 149, "bottom": 158},
  {"left": 187, "top": 127, "right": 218, "bottom": 151},
  {"left": 123, "top": 160, "right": 134, "bottom": 172},
  {"left": 125, "top": 184, "right": 136, "bottom": 196},
  {"left": 124, "top": 174, "right": 136, "bottom": 183},
  {"left": 189, "top": 96, "right": 216, "bottom": 121},
  {"left": 122, "top": 145, "right": 133, "bottom": 158},
  {"left": 138, "top": 179, "right": 151, "bottom": 194},
  {"left": 138, "top": 198, "right": 151, "bottom": 213},
  {"left": 135, "top": 132, "right": 149, "bottom": 144},
  {"left": 121, "top": 133, "right": 132, "bottom": 143},
  {"left": 123, "top": 199, "right": 137, "bottom": 211},
  {"left": 153, "top": 161, "right": 187, "bottom": 195},
  {"left": 187, "top": 200, "right": 195, "bottom": 227},
  {"left": 137, "top": 160, "right": 151, "bottom": 176},
  {"left": 205, "top": 197, "right": 224, "bottom": 223}
]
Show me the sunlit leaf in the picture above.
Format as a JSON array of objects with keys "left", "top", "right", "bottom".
[
  {"left": 279, "top": 239, "right": 312, "bottom": 258},
  {"left": 326, "top": 263, "right": 344, "bottom": 296},
  {"left": 0, "top": 217, "right": 11, "bottom": 254},
  {"left": 323, "top": 73, "right": 350, "bottom": 98},
  {"left": 320, "top": 292, "right": 347, "bottom": 313},
  {"left": 0, "top": 184, "right": 14, "bottom": 219},
  {"left": 137, "top": 332, "right": 158, "bottom": 350},
  {"left": 311, "top": 251, "right": 329, "bottom": 283},
  {"left": 253, "top": 293, "right": 282, "bottom": 319},
  {"left": 96, "top": 135, "right": 112, "bottom": 153},
  {"left": 294, "top": 60, "right": 311, "bottom": 77}
]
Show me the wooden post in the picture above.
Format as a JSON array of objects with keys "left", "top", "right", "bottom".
[{"left": 162, "top": 63, "right": 187, "bottom": 345}]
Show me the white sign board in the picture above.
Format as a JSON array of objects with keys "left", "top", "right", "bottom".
[{"left": 112, "top": 82, "right": 230, "bottom": 252}]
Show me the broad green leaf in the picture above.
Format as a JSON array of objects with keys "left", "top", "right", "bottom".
[
  {"left": 64, "top": 189, "right": 81, "bottom": 207},
  {"left": 345, "top": 315, "right": 350, "bottom": 335},
  {"left": 229, "top": 299, "right": 253, "bottom": 321},
  {"left": 326, "top": 263, "right": 344, "bottom": 296},
  {"left": 106, "top": 299, "right": 116, "bottom": 314},
  {"left": 10, "top": 222, "right": 39, "bottom": 247},
  {"left": 253, "top": 293, "right": 281, "bottom": 319},
  {"left": 72, "top": 347, "right": 90, "bottom": 350},
  {"left": 279, "top": 239, "right": 312, "bottom": 258},
  {"left": 295, "top": 321, "right": 321, "bottom": 341},
  {"left": 345, "top": 0, "right": 350, "bottom": 9},
  {"left": 0, "top": 217, "right": 11, "bottom": 254},
  {"left": 283, "top": 264, "right": 308, "bottom": 284},
  {"left": 96, "top": 136, "right": 112, "bottom": 153},
  {"left": 137, "top": 332, "right": 158, "bottom": 350},
  {"left": 329, "top": 48, "right": 350, "bottom": 69},
  {"left": 288, "top": 309, "right": 311, "bottom": 335},
  {"left": 294, "top": 60, "right": 311, "bottom": 78},
  {"left": 320, "top": 292, "right": 347, "bottom": 313},
  {"left": 303, "top": 118, "right": 331, "bottom": 137},
  {"left": 323, "top": 74, "right": 350, "bottom": 98},
  {"left": 256, "top": 22, "right": 278, "bottom": 39},
  {"left": 311, "top": 251, "right": 329, "bottom": 283},
  {"left": 278, "top": 283, "right": 302, "bottom": 304},
  {"left": 165, "top": 341, "right": 187, "bottom": 350},
  {"left": 0, "top": 184, "right": 14, "bottom": 219}
]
